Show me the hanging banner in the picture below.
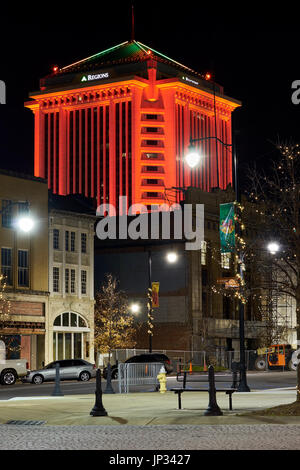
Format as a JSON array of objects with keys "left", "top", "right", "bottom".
[
  {"left": 220, "top": 202, "right": 235, "bottom": 253},
  {"left": 151, "top": 282, "right": 160, "bottom": 308}
]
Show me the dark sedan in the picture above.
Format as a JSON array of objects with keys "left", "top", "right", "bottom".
[{"left": 103, "top": 353, "right": 173, "bottom": 380}]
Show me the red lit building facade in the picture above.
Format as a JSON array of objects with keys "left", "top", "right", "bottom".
[{"left": 26, "top": 41, "right": 240, "bottom": 211}]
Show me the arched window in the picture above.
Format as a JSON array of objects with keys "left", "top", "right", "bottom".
[{"left": 53, "top": 312, "right": 90, "bottom": 361}]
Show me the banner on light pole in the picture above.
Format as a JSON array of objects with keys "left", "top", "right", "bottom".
[
  {"left": 220, "top": 202, "right": 235, "bottom": 253},
  {"left": 151, "top": 282, "right": 160, "bottom": 308}
]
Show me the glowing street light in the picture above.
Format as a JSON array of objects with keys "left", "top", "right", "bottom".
[
  {"left": 267, "top": 242, "right": 280, "bottom": 255},
  {"left": 166, "top": 251, "right": 178, "bottom": 263},
  {"left": 17, "top": 216, "right": 35, "bottom": 233},
  {"left": 185, "top": 145, "right": 202, "bottom": 168},
  {"left": 130, "top": 303, "right": 140, "bottom": 314}
]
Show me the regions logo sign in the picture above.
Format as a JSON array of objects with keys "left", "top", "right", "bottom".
[{"left": 81, "top": 73, "right": 109, "bottom": 83}]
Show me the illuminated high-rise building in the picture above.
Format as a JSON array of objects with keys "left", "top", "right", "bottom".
[{"left": 25, "top": 40, "right": 240, "bottom": 211}]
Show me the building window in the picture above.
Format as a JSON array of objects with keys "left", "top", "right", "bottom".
[
  {"left": 65, "top": 231, "right": 69, "bottom": 251},
  {"left": 71, "top": 269, "right": 76, "bottom": 294},
  {"left": 81, "top": 270, "right": 87, "bottom": 295},
  {"left": 81, "top": 233, "right": 87, "bottom": 253},
  {"left": 18, "top": 202, "right": 29, "bottom": 215},
  {"left": 18, "top": 250, "right": 29, "bottom": 287},
  {"left": 1, "top": 200, "right": 12, "bottom": 228},
  {"left": 70, "top": 232, "right": 76, "bottom": 252},
  {"left": 53, "top": 267, "right": 60, "bottom": 292},
  {"left": 65, "top": 268, "right": 69, "bottom": 293},
  {"left": 53, "top": 229, "right": 59, "bottom": 250},
  {"left": 1, "top": 248, "right": 12, "bottom": 285},
  {"left": 53, "top": 312, "right": 89, "bottom": 361},
  {"left": 201, "top": 241, "right": 207, "bottom": 265},
  {"left": 221, "top": 252, "right": 231, "bottom": 270}
]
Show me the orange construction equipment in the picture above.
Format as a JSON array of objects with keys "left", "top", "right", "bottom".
[
  {"left": 189, "top": 361, "right": 193, "bottom": 374},
  {"left": 203, "top": 360, "right": 207, "bottom": 372}
]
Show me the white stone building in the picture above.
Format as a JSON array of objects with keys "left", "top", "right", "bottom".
[{"left": 46, "top": 196, "right": 95, "bottom": 364}]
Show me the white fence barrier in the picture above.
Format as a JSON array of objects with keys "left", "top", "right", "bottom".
[
  {"left": 104, "top": 349, "right": 259, "bottom": 372},
  {"left": 118, "top": 362, "right": 163, "bottom": 393}
]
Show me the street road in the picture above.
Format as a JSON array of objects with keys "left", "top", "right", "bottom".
[{"left": 0, "top": 371, "right": 296, "bottom": 400}]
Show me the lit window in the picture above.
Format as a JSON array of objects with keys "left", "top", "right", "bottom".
[{"left": 221, "top": 252, "right": 231, "bottom": 269}]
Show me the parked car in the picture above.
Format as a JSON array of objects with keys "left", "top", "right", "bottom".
[
  {"left": 22, "top": 359, "right": 97, "bottom": 384},
  {"left": 0, "top": 359, "right": 29, "bottom": 385},
  {"left": 103, "top": 353, "right": 173, "bottom": 380}
]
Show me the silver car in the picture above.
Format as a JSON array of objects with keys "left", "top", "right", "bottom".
[{"left": 22, "top": 359, "right": 97, "bottom": 385}]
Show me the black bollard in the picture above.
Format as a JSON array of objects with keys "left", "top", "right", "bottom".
[
  {"left": 104, "top": 362, "right": 115, "bottom": 394},
  {"left": 90, "top": 368, "right": 108, "bottom": 417},
  {"left": 51, "top": 362, "right": 64, "bottom": 397},
  {"left": 204, "top": 365, "right": 223, "bottom": 416}
]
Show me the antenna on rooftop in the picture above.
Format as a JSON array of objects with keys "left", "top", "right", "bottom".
[{"left": 131, "top": 4, "right": 135, "bottom": 41}]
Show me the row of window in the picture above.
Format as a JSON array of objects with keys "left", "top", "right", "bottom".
[
  {"left": 53, "top": 267, "right": 87, "bottom": 295},
  {"left": 1, "top": 248, "right": 29, "bottom": 287},
  {"left": 53, "top": 229, "right": 87, "bottom": 253}
]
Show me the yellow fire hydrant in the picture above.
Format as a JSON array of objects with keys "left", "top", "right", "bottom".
[{"left": 157, "top": 366, "right": 167, "bottom": 393}]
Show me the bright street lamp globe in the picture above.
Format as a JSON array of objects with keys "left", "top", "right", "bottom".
[
  {"left": 267, "top": 242, "right": 280, "bottom": 254},
  {"left": 130, "top": 303, "right": 140, "bottom": 314},
  {"left": 185, "top": 151, "right": 201, "bottom": 168},
  {"left": 166, "top": 252, "right": 178, "bottom": 263},
  {"left": 17, "top": 217, "right": 35, "bottom": 233}
]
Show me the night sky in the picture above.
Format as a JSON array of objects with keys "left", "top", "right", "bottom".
[{"left": 0, "top": 1, "right": 299, "bottom": 190}]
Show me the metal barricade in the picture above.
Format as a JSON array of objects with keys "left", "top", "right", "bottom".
[{"left": 118, "top": 362, "right": 163, "bottom": 393}]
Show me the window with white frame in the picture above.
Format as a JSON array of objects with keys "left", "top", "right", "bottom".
[
  {"left": 18, "top": 250, "right": 29, "bottom": 287},
  {"left": 70, "top": 269, "right": 76, "bottom": 294},
  {"left": 81, "top": 233, "right": 87, "bottom": 253},
  {"left": 53, "top": 229, "right": 60, "bottom": 250},
  {"left": 81, "top": 270, "right": 87, "bottom": 295},
  {"left": 70, "top": 232, "right": 76, "bottom": 252},
  {"left": 53, "top": 267, "right": 60, "bottom": 292},
  {"left": 65, "top": 268, "right": 69, "bottom": 293},
  {"left": 65, "top": 230, "right": 69, "bottom": 251}
]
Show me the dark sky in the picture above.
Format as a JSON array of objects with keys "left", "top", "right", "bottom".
[{"left": 0, "top": 1, "right": 299, "bottom": 188}]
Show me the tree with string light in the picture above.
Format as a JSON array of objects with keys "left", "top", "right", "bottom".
[
  {"left": 247, "top": 141, "right": 300, "bottom": 408},
  {"left": 94, "top": 273, "right": 137, "bottom": 362}
]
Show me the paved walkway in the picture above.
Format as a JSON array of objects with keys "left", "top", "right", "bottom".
[
  {"left": 0, "top": 388, "right": 299, "bottom": 450},
  {"left": 0, "top": 423, "right": 300, "bottom": 450}
]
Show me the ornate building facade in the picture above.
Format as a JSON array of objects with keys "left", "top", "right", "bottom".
[{"left": 25, "top": 40, "right": 240, "bottom": 211}]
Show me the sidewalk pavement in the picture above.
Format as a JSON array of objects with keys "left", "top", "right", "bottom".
[{"left": 0, "top": 388, "right": 299, "bottom": 426}]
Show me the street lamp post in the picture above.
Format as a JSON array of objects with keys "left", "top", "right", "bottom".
[
  {"left": 185, "top": 129, "right": 250, "bottom": 391},
  {"left": 147, "top": 250, "right": 153, "bottom": 353}
]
